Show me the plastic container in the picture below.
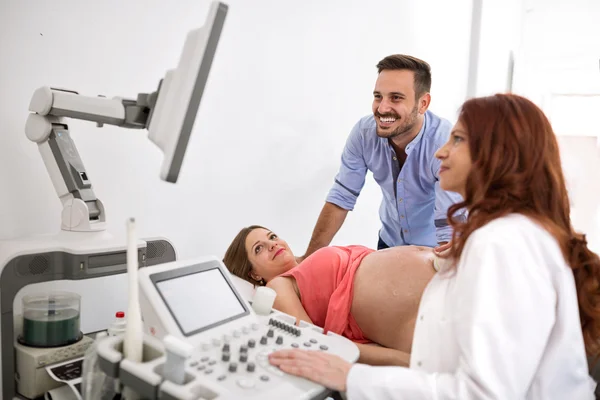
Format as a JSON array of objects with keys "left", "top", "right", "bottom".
[
  {"left": 81, "top": 331, "right": 118, "bottom": 400},
  {"left": 107, "top": 311, "right": 126, "bottom": 336},
  {"left": 19, "top": 291, "right": 82, "bottom": 347}
]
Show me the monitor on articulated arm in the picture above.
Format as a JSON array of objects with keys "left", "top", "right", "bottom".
[
  {"left": 0, "top": 3, "right": 229, "bottom": 400},
  {"left": 24, "top": 1, "right": 228, "bottom": 232},
  {"left": 147, "top": 1, "right": 228, "bottom": 183}
]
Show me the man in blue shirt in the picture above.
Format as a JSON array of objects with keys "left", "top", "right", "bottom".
[{"left": 298, "top": 54, "right": 465, "bottom": 261}]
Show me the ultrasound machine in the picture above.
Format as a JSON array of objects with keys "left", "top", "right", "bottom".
[
  {"left": 96, "top": 257, "right": 359, "bottom": 399},
  {"left": 1, "top": 1, "right": 359, "bottom": 398}
]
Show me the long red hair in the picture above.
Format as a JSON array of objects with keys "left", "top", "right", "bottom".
[{"left": 446, "top": 93, "right": 600, "bottom": 357}]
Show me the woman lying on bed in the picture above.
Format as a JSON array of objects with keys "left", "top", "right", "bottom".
[{"left": 223, "top": 225, "right": 441, "bottom": 367}]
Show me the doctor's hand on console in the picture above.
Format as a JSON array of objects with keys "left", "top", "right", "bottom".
[
  {"left": 267, "top": 94, "right": 600, "bottom": 400},
  {"left": 269, "top": 349, "right": 351, "bottom": 392}
]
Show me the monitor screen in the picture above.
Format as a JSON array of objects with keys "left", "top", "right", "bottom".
[
  {"left": 147, "top": 1, "right": 228, "bottom": 184},
  {"left": 155, "top": 267, "right": 247, "bottom": 336}
]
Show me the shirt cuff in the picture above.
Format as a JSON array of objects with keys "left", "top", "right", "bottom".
[
  {"left": 325, "top": 191, "right": 355, "bottom": 211},
  {"left": 346, "top": 363, "right": 374, "bottom": 400},
  {"left": 435, "top": 225, "right": 452, "bottom": 244}
]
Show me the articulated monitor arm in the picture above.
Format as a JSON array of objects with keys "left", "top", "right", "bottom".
[{"left": 24, "top": 86, "right": 159, "bottom": 232}]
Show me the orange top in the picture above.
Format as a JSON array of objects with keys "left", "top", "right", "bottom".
[{"left": 278, "top": 245, "right": 374, "bottom": 344}]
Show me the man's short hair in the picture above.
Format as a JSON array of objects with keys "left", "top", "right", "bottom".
[{"left": 376, "top": 54, "right": 432, "bottom": 99}]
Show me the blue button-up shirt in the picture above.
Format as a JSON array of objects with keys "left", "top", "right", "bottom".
[{"left": 326, "top": 111, "right": 465, "bottom": 247}]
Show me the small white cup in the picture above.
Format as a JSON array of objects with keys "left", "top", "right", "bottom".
[{"left": 252, "top": 286, "right": 277, "bottom": 315}]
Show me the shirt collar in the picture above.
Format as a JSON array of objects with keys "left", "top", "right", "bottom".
[{"left": 404, "top": 111, "right": 428, "bottom": 155}]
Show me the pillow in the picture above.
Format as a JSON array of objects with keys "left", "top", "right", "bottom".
[{"left": 229, "top": 273, "right": 256, "bottom": 302}]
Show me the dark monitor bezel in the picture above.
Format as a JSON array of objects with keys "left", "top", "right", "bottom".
[{"left": 150, "top": 259, "right": 250, "bottom": 337}]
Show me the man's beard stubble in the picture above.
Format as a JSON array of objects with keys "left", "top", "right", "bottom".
[{"left": 375, "top": 104, "right": 419, "bottom": 139}]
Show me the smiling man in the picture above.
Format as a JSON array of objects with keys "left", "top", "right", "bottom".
[{"left": 298, "top": 55, "right": 465, "bottom": 261}]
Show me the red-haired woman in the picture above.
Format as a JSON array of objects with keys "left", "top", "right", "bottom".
[{"left": 269, "top": 93, "right": 600, "bottom": 399}]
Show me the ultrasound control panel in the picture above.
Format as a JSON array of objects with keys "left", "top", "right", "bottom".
[{"left": 121, "top": 255, "right": 361, "bottom": 399}]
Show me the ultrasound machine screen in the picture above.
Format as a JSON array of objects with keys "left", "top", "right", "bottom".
[
  {"left": 154, "top": 266, "right": 249, "bottom": 336},
  {"left": 136, "top": 256, "right": 361, "bottom": 400}
]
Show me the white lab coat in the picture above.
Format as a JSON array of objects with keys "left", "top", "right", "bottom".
[{"left": 346, "top": 214, "right": 597, "bottom": 399}]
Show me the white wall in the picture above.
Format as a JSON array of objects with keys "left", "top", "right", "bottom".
[
  {"left": 512, "top": 0, "right": 600, "bottom": 253},
  {"left": 472, "top": 0, "right": 524, "bottom": 96},
  {"left": 0, "top": 0, "right": 481, "bottom": 331}
]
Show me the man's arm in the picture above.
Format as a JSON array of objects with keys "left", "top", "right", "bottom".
[
  {"left": 431, "top": 151, "right": 466, "bottom": 244},
  {"left": 355, "top": 343, "right": 410, "bottom": 366},
  {"left": 433, "top": 182, "right": 465, "bottom": 244},
  {"left": 298, "top": 202, "right": 348, "bottom": 262},
  {"left": 300, "top": 119, "right": 369, "bottom": 262}
]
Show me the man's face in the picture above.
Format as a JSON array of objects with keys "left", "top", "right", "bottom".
[{"left": 372, "top": 69, "right": 421, "bottom": 139}]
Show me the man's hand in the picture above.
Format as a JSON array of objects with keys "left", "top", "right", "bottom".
[
  {"left": 268, "top": 349, "right": 352, "bottom": 392},
  {"left": 434, "top": 241, "right": 452, "bottom": 255}
]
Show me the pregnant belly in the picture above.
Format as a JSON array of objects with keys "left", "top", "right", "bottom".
[{"left": 350, "top": 246, "right": 436, "bottom": 352}]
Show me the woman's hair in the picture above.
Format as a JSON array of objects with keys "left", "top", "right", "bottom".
[
  {"left": 223, "top": 225, "right": 269, "bottom": 286},
  {"left": 445, "top": 93, "right": 600, "bottom": 357}
]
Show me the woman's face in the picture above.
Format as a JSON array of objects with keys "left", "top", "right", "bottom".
[
  {"left": 244, "top": 228, "right": 297, "bottom": 283},
  {"left": 435, "top": 120, "right": 473, "bottom": 197}
]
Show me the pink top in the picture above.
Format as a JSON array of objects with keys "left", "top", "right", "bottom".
[{"left": 278, "top": 245, "right": 374, "bottom": 344}]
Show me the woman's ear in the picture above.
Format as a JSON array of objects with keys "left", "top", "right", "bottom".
[{"left": 248, "top": 270, "right": 262, "bottom": 282}]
